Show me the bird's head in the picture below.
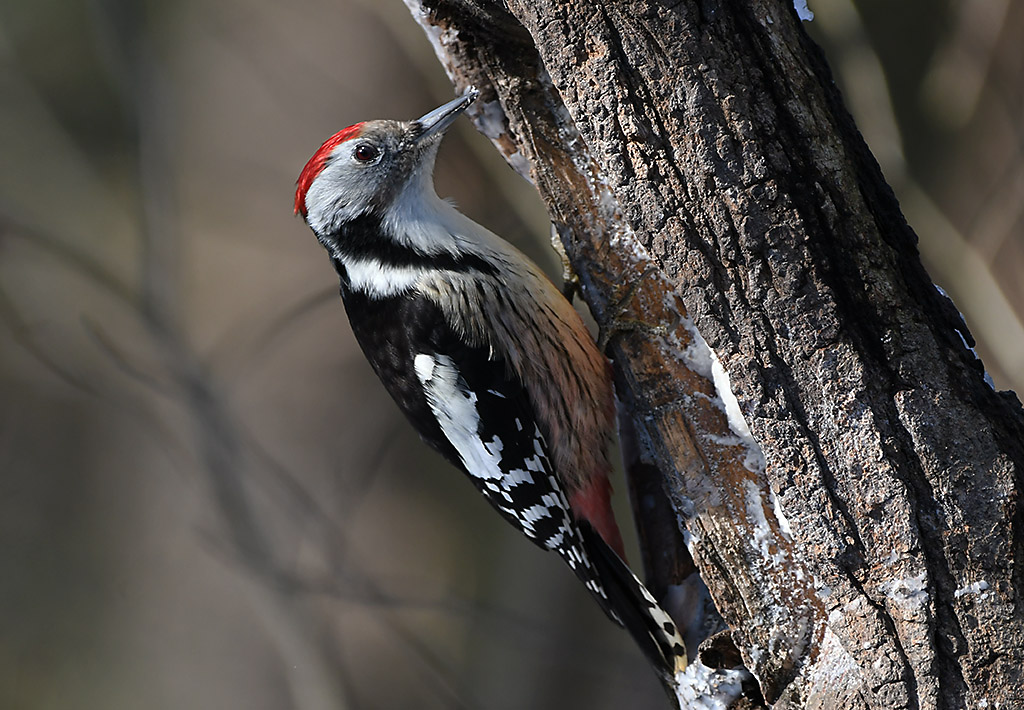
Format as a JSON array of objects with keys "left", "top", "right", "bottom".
[{"left": 295, "top": 88, "right": 479, "bottom": 236}]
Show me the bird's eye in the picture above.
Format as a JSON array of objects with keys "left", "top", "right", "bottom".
[{"left": 353, "top": 143, "right": 380, "bottom": 163}]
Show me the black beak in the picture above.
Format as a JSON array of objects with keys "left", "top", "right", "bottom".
[{"left": 414, "top": 87, "right": 479, "bottom": 142}]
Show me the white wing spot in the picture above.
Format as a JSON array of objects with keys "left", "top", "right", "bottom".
[
  {"left": 419, "top": 354, "right": 503, "bottom": 481},
  {"left": 414, "top": 354, "right": 436, "bottom": 384},
  {"left": 417, "top": 357, "right": 584, "bottom": 556},
  {"left": 524, "top": 454, "right": 545, "bottom": 473},
  {"left": 505, "top": 467, "right": 534, "bottom": 486},
  {"left": 483, "top": 437, "right": 504, "bottom": 460},
  {"left": 545, "top": 531, "right": 565, "bottom": 549},
  {"left": 519, "top": 504, "right": 554, "bottom": 524}
]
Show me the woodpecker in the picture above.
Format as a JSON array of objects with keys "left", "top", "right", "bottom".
[{"left": 295, "top": 88, "right": 688, "bottom": 698}]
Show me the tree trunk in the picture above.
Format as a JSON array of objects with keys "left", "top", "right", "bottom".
[{"left": 403, "top": 1, "right": 1024, "bottom": 707}]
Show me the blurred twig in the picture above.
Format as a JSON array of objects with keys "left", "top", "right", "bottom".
[
  {"left": 0, "top": 281, "right": 94, "bottom": 393},
  {"left": 921, "top": 0, "right": 1012, "bottom": 128},
  {"left": 0, "top": 209, "right": 137, "bottom": 307},
  {"left": 93, "top": 1, "right": 358, "bottom": 706}
]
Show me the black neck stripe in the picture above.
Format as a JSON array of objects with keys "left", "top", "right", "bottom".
[{"left": 326, "top": 212, "right": 498, "bottom": 277}]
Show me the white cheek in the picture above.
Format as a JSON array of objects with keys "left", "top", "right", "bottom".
[{"left": 304, "top": 161, "right": 375, "bottom": 234}]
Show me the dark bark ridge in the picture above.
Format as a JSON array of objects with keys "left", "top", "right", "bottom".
[{"left": 407, "top": 1, "right": 1024, "bottom": 707}]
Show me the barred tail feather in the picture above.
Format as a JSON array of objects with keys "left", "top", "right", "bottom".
[{"left": 577, "top": 521, "right": 688, "bottom": 702}]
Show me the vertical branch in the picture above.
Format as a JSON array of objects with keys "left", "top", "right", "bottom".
[{"left": 404, "top": 1, "right": 1024, "bottom": 708}]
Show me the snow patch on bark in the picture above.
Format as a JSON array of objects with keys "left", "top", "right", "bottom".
[
  {"left": 677, "top": 317, "right": 767, "bottom": 476},
  {"left": 769, "top": 486, "right": 793, "bottom": 540},
  {"left": 746, "top": 480, "right": 788, "bottom": 567},
  {"left": 674, "top": 661, "right": 749, "bottom": 710},
  {"left": 403, "top": 1, "right": 460, "bottom": 79},
  {"left": 471, "top": 98, "right": 506, "bottom": 142},
  {"left": 804, "top": 625, "right": 861, "bottom": 691},
  {"left": 793, "top": 0, "right": 814, "bottom": 21},
  {"left": 471, "top": 98, "right": 534, "bottom": 181},
  {"left": 935, "top": 284, "right": 996, "bottom": 389},
  {"left": 954, "top": 580, "right": 990, "bottom": 600},
  {"left": 880, "top": 572, "right": 930, "bottom": 609}
]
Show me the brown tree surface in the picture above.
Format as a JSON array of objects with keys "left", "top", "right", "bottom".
[{"left": 404, "top": 1, "right": 1024, "bottom": 707}]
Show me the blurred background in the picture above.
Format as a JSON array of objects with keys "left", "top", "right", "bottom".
[{"left": 0, "top": 1, "right": 1020, "bottom": 708}]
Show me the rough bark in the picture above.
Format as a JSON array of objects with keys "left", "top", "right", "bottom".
[{"left": 404, "top": 1, "right": 1024, "bottom": 707}]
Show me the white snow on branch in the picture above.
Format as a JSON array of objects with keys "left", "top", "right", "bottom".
[
  {"left": 746, "top": 479, "right": 788, "bottom": 567},
  {"left": 678, "top": 317, "right": 767, "bottom": 476},
  {"left": 472, "top": 97, "right": 506, "bottom": 142},
  {"left": 681, "top": 522, "right": 702, "bottom": 554},
  {"left": 954, "top": 580, "right": 990, "bottom": 600},
  {"left": 770, "top": 486, "right": 794, "bottom": 540},
  {"left": 472, "top": 98, "right": 532, "bottom": 180},
  {"left": 804, "top": 625, "right": 860, "bottom": 690},
  {"left": 880, "top": 572, "right": 930, "bottom": 609},
  {"left": 794, "top": 0, "right": 814, "bottom": 21},
  {"left": 935, "top": 284, "right": 996, "bottom": 389},
  {"left": 674, "top": 661, "right": 749, "bottom": 710},
  {"left": 403, "top": 0, "right": 461, "bottom": 80}
]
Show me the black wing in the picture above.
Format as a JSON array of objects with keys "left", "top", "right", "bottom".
[
  {"left": 341, "top": 288, "right": 687, "bottom": 686},
  {"left": 341, "top": 287, "right": 612, "bottom": 603},
  {"left": 412, "top": 336, "right": 688, "bottom": 687}
]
